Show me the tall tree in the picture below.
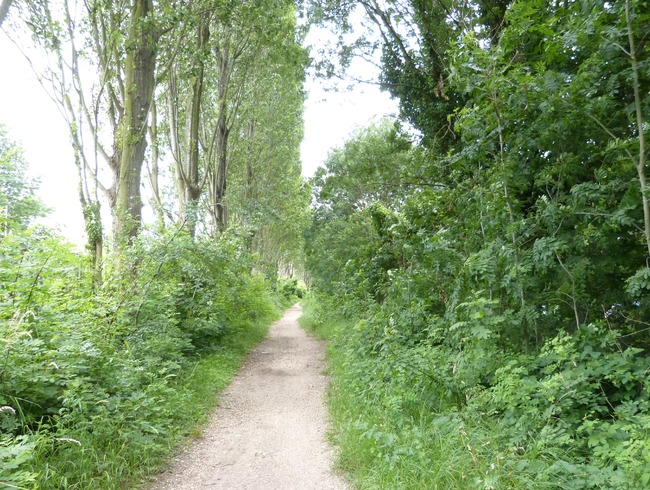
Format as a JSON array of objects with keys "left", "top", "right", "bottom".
[
  {"left": 224, "top": 4, "right": 309, "bottom": 270},
  {"left": 3, "top": 0, "right": 107, "bottom": 275},
  {"left": 112, "top": 0, "right": 157, "bottom": 243},
  {"left": 0, "top": 124, "right": 45, "bottom": 235},
  {"left": 0, "top": 0, "right": 13, "bottom": 28},
  {"left": 202, "top": 0, "right": 303, "bottom": 234},
  {"left": 161, "top": 1, "right": 212, "bottom": 237},
  {"left": 9, "top": 0, "right": 162, "bottom": 248}
]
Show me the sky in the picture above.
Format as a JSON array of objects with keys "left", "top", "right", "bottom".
[
  {"left": 0, "top": 17, "right": 398, "bottom": 244},
  {"left": 300, "top": 23, "right": 399, "bottom": 177},
  {"left": 1, "top": 34, "right": 81, "bottom": 240}
]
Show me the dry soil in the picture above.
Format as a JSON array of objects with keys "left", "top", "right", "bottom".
[{"left": 150, "top": 304, "right": 349, "bottom": 490}]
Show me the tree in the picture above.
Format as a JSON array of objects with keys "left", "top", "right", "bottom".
[
  {"left": 306, "top": 120, "right": 414, "bottom": 298},
  {"left": 10, "top": 0, "right": 161, "bottom": 249},
  {"left": 304, "top": 3, "right": 650, "bottom": 486},
  {"left": 161, "top": 0, "right": 212, "bottom": 236},
  {"left": 0, "top": 0, "right": 13, "bottom": 28},
  {"left": 0, "top": 124, "right": 45, "bottom": 235},
  {"left": 312, "top": 120, "right": 417, "bottom": 215},
  {"left": 198, "top": 0, "right": 305, "bottom": 235},
  {"left": 112, "top": 0, "right": 157, "bottom": 244},
  {"left": 223, "top": 9, "right": 309, "bottom": 273}
]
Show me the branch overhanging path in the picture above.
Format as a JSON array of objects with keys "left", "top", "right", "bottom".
[{"left": 152, "top": 304, "right": 348, "bottom": 489}]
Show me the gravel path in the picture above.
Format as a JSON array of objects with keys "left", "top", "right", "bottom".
[{"left": 151, "top": 304, "right": 349, "bottom": 490}]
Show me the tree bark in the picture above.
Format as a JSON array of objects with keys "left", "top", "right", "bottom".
[
  {"left": 210, "top": 39, "right": 233, "bottom": 234},
  {"left": 114, "top": 0, "right": 156, "bottom": 244},
  {"left": 214, "top": 105, "right": 229, "bottom": 232},
  {"left": 147, "top": 97, "right": 165, "bottom": 228},
  {"left": 626, "top": 0, "right": 650, "bottom": 257},
  {"left": 245, "top": 120, "right": 256, "bottom": 251},
  {"left": 181, "top": 21, "right": 209, "bottom": 237},
  {"left": 0, "top": 0, "right": 13, "bottom": 28}
]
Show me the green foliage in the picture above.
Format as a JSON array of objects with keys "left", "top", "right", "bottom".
[
  {"left": 0, "top": 433, "right": 39, "bottom": 489},
  {"left": 0, "top": 125, "right": 46, "bottom": 235},
  {"left": 467, "top": 324, "right": 650, "bottom": 488},
  {"left": 304, "top": 1, "right": 650, "bottom": 486},
  {"left": 0, "top": 226, "right": 282, "bottom": 488},
  {"left": 277, "top": 276, "right": 307, "bottom": 300},
  {"left": 308, "top": 293, "right": 650, "bottom": 489},
  {"left": 305, "top": 120, "right": 414, "bottom": 302},
  {"left": 2, "top": 0, "right": 308, "bottom": 486}
]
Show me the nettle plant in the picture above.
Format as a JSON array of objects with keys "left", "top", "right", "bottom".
[{"left": 465, "top": 323, "right": 650, "bottom": 487}]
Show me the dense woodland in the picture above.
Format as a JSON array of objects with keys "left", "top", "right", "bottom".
[
  {"left": 1, "top": 0, "right": 649, "bottom": 488},
  {"left": 303, "top": 0, "right": 650, "bottom": 488}
]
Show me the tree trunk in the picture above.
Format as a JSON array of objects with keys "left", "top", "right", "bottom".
[
  {"left": 114, "top": 0, "right": 156, "bottom": 244},
  {"left": 245, "top": 120, "right": 255, "bottom": 251},
  {"left": 181, "top": 22, "right": 209, "bottom": 237},
  {"left": 626, "top": 0, "right": 650, "bottom": 257},
  {"left": 210, "top": 54, "right": 231, "bottom": 234},
  {"left": 214, "top": 106, "right": 229, "bottom": 232},
  {"left": 208, "top": 32, "right": 238, "bottom": 235},
  {"left": 0, "top": 0, "right": 13, "bottom": 28},
  {"left": 68, "top": 107, "right": 103, "bottom": 287},
  {"left": 147, "top": 97, "right": 165, "bottom": 229},
  {"left": 83, "top": 202, "right": 104, "bottom": 287}
]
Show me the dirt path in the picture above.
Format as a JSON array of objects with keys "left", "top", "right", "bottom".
[{"left": 151, "top": 304, "right": 349, "bottom": 490}]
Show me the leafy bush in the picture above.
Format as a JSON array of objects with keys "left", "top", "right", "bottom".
[
  {"left": 0, "top": 226, "right": 282, "bottom": 488},
  {"left": 0, "top": 432, "right": 38, "bottom": 489},
  {"left": 277, "top": 276, "right": 307, "bottom": 300},
  {"left": 306, "top": 293, "right": 650, "bottom": 489},
  {"left": 465, "top": 324, "right": 650, "bottom": 488},
  {"left": 302, "top": 0, "right": 650, "bottom": 487}
]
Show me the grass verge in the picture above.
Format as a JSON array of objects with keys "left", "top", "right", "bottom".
[
  {"left": 136, "top": 312, "right": 274, "bottom": 487},
  {"left": 300, "top": 296, "right": 488, "bottom": 489},
  {"left": 302, "top": 294, "right": 614, "bottom": 489}
]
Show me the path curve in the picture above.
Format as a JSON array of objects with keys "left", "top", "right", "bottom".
[{"left": 151, "top": 304, "right": 348, "bottom": 490}]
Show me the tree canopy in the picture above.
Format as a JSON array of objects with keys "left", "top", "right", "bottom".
[{"left": 0, "top": 124, "right": 45, "bottom": 234}]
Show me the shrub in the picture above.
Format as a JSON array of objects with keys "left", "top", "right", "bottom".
[
  {"left": 465, "top": 324, "right": 650, "bottom": 488},
  {"left": 0, "top": 226, "right": 282, "bottom": 488},
  {"left": 277, "top": 276, "right": 307, "bottom": 300}
]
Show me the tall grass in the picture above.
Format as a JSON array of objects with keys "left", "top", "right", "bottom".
[{"left": 300, "top": 296, "right": 577, "bottom": 490}]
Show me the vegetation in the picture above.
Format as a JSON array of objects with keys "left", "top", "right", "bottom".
[
  {"left": 3, "top": 0, "right": 308, "bottom": 266},
  {"left": 0, "top": 208, "right": 288, "bottom": 488},
  {"left": 0, "top": 0, "right": 307, "bottom": 487},
  {"left": 305, "top": 1, "right": 650, "bottom": 488},
  {"left": 277, "top": 276, "right": 307, "bottom": 301},
  {"left": 3, "top": 0, "right": 650, "bottom": 488}
]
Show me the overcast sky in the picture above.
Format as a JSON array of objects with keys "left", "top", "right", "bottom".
[
  {"left": 0, "top": 18, "right": 397, "bottom": 244},
  {"left": 301, "top": 22, "right": 399, "bottom": 177}
]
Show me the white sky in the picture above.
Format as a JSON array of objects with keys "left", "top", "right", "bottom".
[
  {"left": 300, "top": 24, "right": 399, "bottom": 177},
  {"left": 0, "top": 18, "right": 397, "bottom": 244},
  {"left": 1, "top": 33, "right": 82, "bottom": 241}
]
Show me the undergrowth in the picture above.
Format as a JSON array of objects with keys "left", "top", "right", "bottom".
[
  {"left": 302, "top": 296, "right": 650, "bottom": 489},
  {"left": 0, "top": 227, "right": 284, "bottom": 489}
]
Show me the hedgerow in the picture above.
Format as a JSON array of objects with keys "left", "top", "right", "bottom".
[{"left": 0, "top": 227, "right": 281, "bottom": 489}]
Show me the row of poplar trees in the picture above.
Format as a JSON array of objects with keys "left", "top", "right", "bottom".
[{"left": 1, "top": 0, "right": 308, "bottom": 278}]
